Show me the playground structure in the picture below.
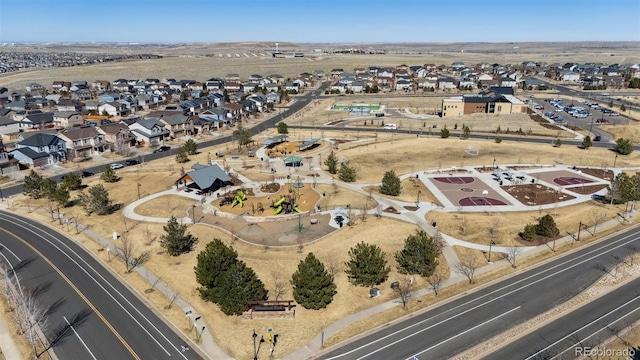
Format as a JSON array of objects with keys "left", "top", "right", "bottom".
[
  {"left": 271, "top": 194, "right": 302, "bottom": 215},
  {"left": 221, "top": 189, "right": 248, "bottom": 208}
]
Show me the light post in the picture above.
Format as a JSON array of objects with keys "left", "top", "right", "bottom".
[
  {"left": 577, "top": 170, "right": 584, "bottom": 189},
  {"left": 137, "top": 183, "right": 141, "bottom": 200},
  {"left": 191, "top": 205, "right": 196, "bottom": 224},
  {"left": 487, "top": 240, "right": 496, "bottom": 263},
  {"left": 416, "top": 190, "right": 422, "bottom": 208},
  {"left": 493, "top": 158, "right": 496, "bottom": 169},
  {"left": 614, "top": 154, "right": 618, "bottom": 168}
]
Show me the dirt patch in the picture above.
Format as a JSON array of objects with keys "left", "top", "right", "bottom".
[
  {"left": 384, "top": 206, "right": 400, "bottom": 214},
  {"left": 575, "top": 167, "right": 614, "bottom": 181},
  {"left": 135, "top": 195, "right": 198, "bottom": 218},
  {"left": 565, "top": 184, "right": 609, "bottom": 195},
  {"left": 503, "top": 184, "right": 576, "bottom": 206},
  {"left": 403, "top": 206, "right": 419, "bottom": 211},
  {"left": 260, "top": 182, "right": 281, "bottom": 193}
]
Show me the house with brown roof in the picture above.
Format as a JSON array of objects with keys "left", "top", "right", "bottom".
[
  {"left": 53, "top": 111, "right": 84, "bottom": 128},
  {"left": 97, "top": 122, "right": 136, "bottom": 154},
  {"left": 158, "top": 113, "right": 194, "bottom": 138},
  {"left": 57, "top": 126, "right": 107, "bottom": 160},
  {"left": 0, "top": 139, "right": 18, "bottom": 175},
  {"left": 91, "top": 80, "right": 111, "bottom": 92}
]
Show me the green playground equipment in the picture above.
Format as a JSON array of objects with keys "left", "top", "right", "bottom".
[
  {"left": 230, "top": 189, "right": 247, "bottom": 208},
  {"left": 274, "top": 205, "right": 283, "bottom": 215}
]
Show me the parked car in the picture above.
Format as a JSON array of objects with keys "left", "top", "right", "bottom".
[
  {"left": 609, "top": 112, "right": 619, "bottom": 117},
  {"left": 594, "top": 135, "right": 602, "bottom": 141},
  {"left": 125, "top": 159, "right": 139, "bottom": 166},
  {"left": 81, "top": 171, "right": 94, "bottom": 178},
  {"left": 110, "top": 163, "right": 124, "bottom": 169},
  {"left": 602, "top": 109, "right": 613, "bottom": 114},
  {"left": 596, "top": 118, "right": 608, "bottom": 123},
  {"left": 153, "top": 146, "right": 171, "bottom": 153}
]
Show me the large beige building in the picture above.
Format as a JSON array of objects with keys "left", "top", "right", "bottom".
[{"left": 441, "top": 87, "right": 526, "bottom": 118}]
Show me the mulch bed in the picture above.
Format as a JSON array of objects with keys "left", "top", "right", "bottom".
[
  {"left": 574, "top": 167, "right": 614, "bottom": 181},
  {"left": 503, "top": 184, "right": 576, "bottom": 206},
  {"left": 383, "top": 206, "right": 400, "bottom": 214},
  {"left": 403, "top": 206, "right": 419, "bottom": 211},
  {"left": 565, "top": 184, "right": 608, "bottom": 195}
]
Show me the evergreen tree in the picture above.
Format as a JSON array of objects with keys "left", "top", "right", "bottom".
[
  {"left": 581, "top": 136, "right": 592, "bottom": 149},
  {"left": 324, "top": 151, "right": 338, "bottom": 174},
  {"left": 233, "top": 125, "right": 253, "bottom": 147},
  {"left": 277, "top": 122, "right": 289, "bottom": 134},
  {"left": 462, "top": 124, "right": 471, "bottom": 139},
  {"left": 61, "top": 172, "right": 82, "bottom": 190},
  {"left": 395, "top": 230, "right": 440, "bottom": 278},
  {"left": 101, "top": 165, "right": 118, "bottom": 183},
  {"left": 554, "top": 138, "right": 562, "bottom": 147},
  {"left": 160, "top": 216, "right": 198, "bottom": 256},
  {"left": 77, "top": 184, "right": 113, "bottom": 215},
  {"left": 291, "top": 253, "right": 336, "bottom": 310},
  {"left": 41, "top": 178, "right": 57, "bottom": 198},
  {"left": 440, "top": 126, "right": 450, "bottom": 138},
  {"left": 379, "top": 170, "right": 401, "bottom": 196},
  {"left": 614, "top": 138, "right": 634, "bottom": 155},
  {"left": 213, "top": 261, "right": 268, "bottom": 316},
  {"left": 175, "top": 147, "right": 189, "bottom": 163},
  {"left": 337, "top": 160, "right": 357, "bottom": 182},
  {"left": 195, "top": 239, "right": 239, "bottom": 302},
  {"left": 51, "top": 185, "right": 70, "bottom": 209},
  {"left": 345, "top": 242, "right": 390, "bottom": 287},
  {"left": 621, "top": 103, "right": 626, "bottom": 112},
  {"left": 184, "top": 139, "right": 198, "bottom": 155},
  {"left": 23, "top": 170, "right": 45, "bottom": 199},
  {"left": 536, "top": 214, "right": 560, "bottom": 238}
]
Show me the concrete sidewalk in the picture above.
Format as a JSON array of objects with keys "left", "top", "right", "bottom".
[{"left": 0, "top": 311, "right": 22, "bottom": 360}]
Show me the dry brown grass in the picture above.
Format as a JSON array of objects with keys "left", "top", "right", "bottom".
[
  {"left": 601, "top": 123, "right": 640, "bottom": 144},
  {"left": 336, "top": 136, "right": 640, "bottom": 183},
  {"left": 314, "top": 183, "right": 377, "bottom": 210},
  {"left": 134, "top": 195, "right": 198, "bottom": 218},
  {"left": 363, "top": 178, "right": 442, "bottom": 206},
  {"left": 428, "top": 201, "right": 624, "bottom": 247}
]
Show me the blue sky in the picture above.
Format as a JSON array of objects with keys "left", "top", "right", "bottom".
[{"left": 1, "top": 0, "right": 638, "bottom": 43}]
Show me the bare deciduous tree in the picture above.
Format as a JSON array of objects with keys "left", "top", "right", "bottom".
[
  {"left": 459, "top": 216, "right": 468, "bottom": 235},
  {"left": 590, "top": 211, "right": 606, "bottom": 235},
  {"left": 506, "top": 247, "right": 523, "bottom": 268},
  {"left": 454, "top": 254, "right": 481, "bottom": 284},
  {"left": 375, "top": 204, "right": 383, "bottom": 218},
  {"left": 393, "top": 276, "right": 416, "bottom": 310},
  {"left": 595, "top": 262, "right": 618, "bottom": 279},
  {"left": 117, "top": 234, "right": 151, "bottom": 273},
  {"left": 326, "top": 256, "right": 342, "bottom": 279},
  {"left": 426, "top": 267, "right": 447, "bottom": 297},
  {"left": 143, "top": 225, "right": 157, "bottom": 246},
  {"left": 270, "top": 268, "right": 288, "bottom": 301}
]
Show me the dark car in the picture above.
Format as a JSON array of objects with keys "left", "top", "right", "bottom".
[
  {"left": 81, "top": 171, "right": 94, "bottom": 178},
  {"left": 594, "top": 135, "right": 602, "bottom": 141},
  {"left": 125, "top": 159, "right": 139, "bottom": 166},
  {"left": 153, "top": 146, "right": 171, "bottom": 153}
]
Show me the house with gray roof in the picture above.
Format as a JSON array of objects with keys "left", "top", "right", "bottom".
[
  {"left": 57, "top": 126, "right": 107, "bottom": 160},
  {"left": 127, "top": 118, "right": 170, "bottom": 147},
  {"left": 10, "top": 132, "right": 67, "bottom": 166},
  {"left": 159, "top": 113, "right": 193, "bottom": 138}
]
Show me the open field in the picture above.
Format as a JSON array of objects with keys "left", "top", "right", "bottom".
[
  {"left": 2, "top": 41, "right": 640, "bottom": 90},
  {"left": 428, "top": 201, "right": 624, "bottom": 247},
  {"left": 134, "top": 195, "right": 198, "bottom": 217}
]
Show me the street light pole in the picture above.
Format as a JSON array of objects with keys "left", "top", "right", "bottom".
[
  {"left": 487, "top": 240, "right": 495, "bottom": 263},
  {"left": 137, "top": 183, "right": 141, "bottom": 200},
  {"left": 192, "top": 205, "right": 196, "bottom": 224},
  {"left": 416, "top": 190, "right": 421, "bottom": 208},
  {"left": 614, "top": 154, "right": 618, "bottom": 168}
]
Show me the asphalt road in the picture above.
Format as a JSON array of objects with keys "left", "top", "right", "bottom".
[
  {"left": 484, "top": 277, "right": 640, "bottom": 360},
  {"left": 316, "top": 225, "right": 640, "bottom": 360},
  {"left": 0, "top": 211, "right": 204, "bottom": 360}
]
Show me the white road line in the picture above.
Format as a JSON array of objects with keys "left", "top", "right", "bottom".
[
  {"left": 0, "top": 213, "right": 187, "bottom": 359},
  {"left": 526, "top": 293, "right": 640, "bottom": 360},
  {"left": 0, "top": 248, "right": 21, "bottom": 289},
  {"left": 407, "top": 306, "right": 521, "bottom": 360},
  {"left": 0, "top": 242, "right": 22, "bottom": 261},
  {"left": 64, "top": 315, "right": 97, "bottom": 360},
  {"left": 321, "top": 228, "right": 640, "bottom": 359}
]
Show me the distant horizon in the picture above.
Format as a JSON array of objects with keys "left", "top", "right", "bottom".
[
  {"left": 1, "top": 0, "right": 638, "bottom": 43},
  {"left": 2, "top": 40, "right": 639, "bottom": 45}
]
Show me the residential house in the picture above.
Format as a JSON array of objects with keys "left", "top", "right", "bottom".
[
  {"left": 91, "top": 80, "right": 111, "bottom": 92},
  {"left": 246, "top": 94, "right": 267, "bottom": 112},
  {"left": 559, "top": 71, "right": 580, "bottom": 82},
  {"left": 350, "top": 81, "right": 365, "bottom": 93},
  {"left": 377, "top": 68, "right": 394, "bottom": 78},
  {"left": 395, "top": 79, "right": 412, "bottom": 91},
  {"left": 521, "top": 78, "right": 547, "bottom": 89},
  {"left": 224, "top": 82, "right": 243, "bottom": 92},
  {"left": 222, "top": 103, "right": 243, "bottom": 122},
  {"left": 264, "top": 83, "right": 279, "bottom": 93},
  {"left": 266, "top": 74, "right": 284, "bottom": 84},
  {"left": 98, "top": 93, "right": 121, "bottom": 103},
  {"left": 0, "top": 116, "right": 21, "bottom": 142},
  {"left": 248, "top": 74, "right": 264, "bottom": 85},
  {"left": 225, "top": 74, "right": 240, "bottom": 82},
  {"left": 266, "top": 92, "right": 281, "bottom": 103},
  {"left": 56, "top": 99, "right": 82, "bottom": 112},
  {"left": 84, "top": 100, "right": 100, "bottom": 113},
  {"left": 417, "top": 78, "right": 436, "bottom": 90},
  {"left": 52, "top": 81, "right": 71, "bottom": 93},
  {"left": 58, "top": 126, "right": 107, "bottom": 160},
  {"left": 10, "top": 132, "right": 67, "bottom": 166},
  {"left": 112, "top": 82, "right": 131, "bottom": 92},
  {"left": 0, "top": 139, "right": 18, "bottom": 175},
  {"left": 19, "top": 112, "right": 54, "bottom": 130},
  {"left": 458, "top": 77, "right": 476, "bottom": 89},
  {"left": 158, "top": 113, "right": 194, "bottom": 138},
  {"left": 478, "top": 79, "right": 500, "bottom": 89},
  {"left": 98, "top": 123, "right": 136, "bottom": 153},
  {"left": 25, "top": 83, "right": 43, "bottom": 93},
  {"left": 98, "top": 102, "right": 128, "bottom": 117},
  {"left": 330, "top": 68, "right": 344, "bottom": 77},
  {"left": 314, "top": 70, "right": 325, "bottom": 79},
  {"left": 500, "top": 78, "right": 518, "bottom": 88},
  {"left": 72, "top": 88, "right": 92, "bottom": 101},
  {"left": 285, "top": 82, "right": 300, "bottom": 92},
  {"left": 438, "top": 77, "right": 459, "bottom": 90},
  {"left": 410, "top": 66, "right": 428, "bottom": 78},
  {"left": 136, "top": 94, "right": 161, "bottom": 110},
  {"left": 128, "top": 118, "right": 170, "bottom": 147},
  {"left": 53, "top": 111, "right": 84, "bottom": 128},
  {"left": 198, "top": 109, "right": 227, "bottom": 130},
  {"left": 45, "top": 94, "right": 62, "bottom": 104}
]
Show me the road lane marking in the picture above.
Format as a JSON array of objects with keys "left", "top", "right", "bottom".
[
  {"left": 407, "top": 306, "right": 521, "bottom": 360},
  {"left": 64, "top": 315, "right": 97, "bottom": 360},
  {"left": 526, "top": 293, "right": 640, "bottom": 360},
  {"left": 320, "top": 227, "right": 640, "bottom": 359},
  {"left": 0, "top": 242, "right": 22, "bottom": 261},
  {"left": 0, "top": 226, "right": 141, "bottom": 360},
  {"left": 0, "top": 247, "right": 22, "bottom": 289},
  {"left": 0, "top": 212, "right": 185, "bottom": 359}
]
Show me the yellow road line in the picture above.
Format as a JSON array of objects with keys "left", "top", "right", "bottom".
[{"left": 0, "top": 227, "right": 141, "bottom": 360}]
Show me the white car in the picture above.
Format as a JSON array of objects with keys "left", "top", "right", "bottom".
[
  {"left": 110, "top": 163, "right": 124, "bottom": 169},
  {"left": 609, "top": 112, "right": 619, "bottom": 117}
]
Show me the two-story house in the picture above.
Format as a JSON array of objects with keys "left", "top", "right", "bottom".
[
  {"left": 128, "top": 118, "right": 170, "bottom": 147},
  {"left": 10, "top": 132, "right": 67, "bottom": 166},
  {"left": 53, "top": 111, "right": 84, "bottom": 128},
  {"left": 0, "top": 139, "right": 18, "bottom": 175},
  {"left": 98, "top": 123, "right": 136, "bottom": 154},
  {"left": 57, "top": 126, "right": 107, "bottom": 160},
  {"left": 158, "top": 113, "right": 194, "bottom": 138},
  {"left": 19, "top": 112, "right": 55, "bottom": 130}
]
